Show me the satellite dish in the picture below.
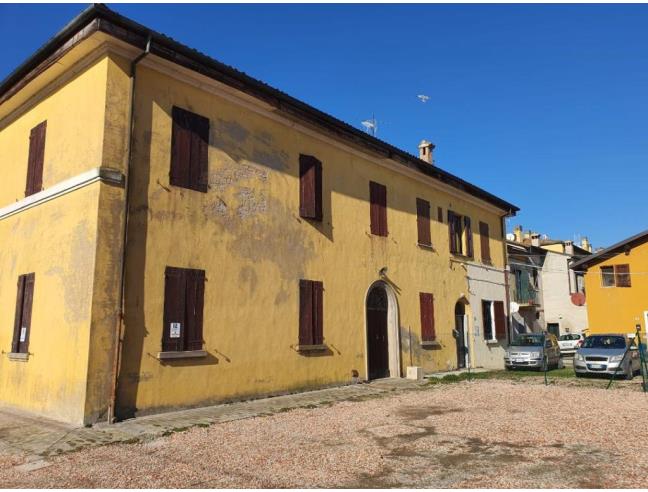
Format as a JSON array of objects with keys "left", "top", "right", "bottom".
[
  {"left": 506, "top": 233, "right": 515, "bottom": 241},
  {"left": 510, "top": 301, "right": 520, "bottom": 313}
]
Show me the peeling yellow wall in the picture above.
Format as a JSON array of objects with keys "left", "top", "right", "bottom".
[
  {"left": 0, "top": 186, "right": 99, "bottom": 424},
  {"left": 116, "top": 64, "right": 507, "bottom": 417},
  {"left": 583, "top": 241, "right": 648, "bottom": 335},
  {"left": 0, "top": 57, "right": 109, "bottom": 204}
]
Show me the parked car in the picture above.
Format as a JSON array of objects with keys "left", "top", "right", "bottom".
[
  {"left": 504, "top": 333, "right": 561, "bottom": 371},
  {"left": 558, "top": 333, "right": 584, "bottom": 356},
  {"left": 574, "top": 334, "right": 640, "bottom": 379}
]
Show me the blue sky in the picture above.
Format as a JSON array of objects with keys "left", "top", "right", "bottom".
[{"left": 1, "top": 4, "right": 647, "bottom": 248}]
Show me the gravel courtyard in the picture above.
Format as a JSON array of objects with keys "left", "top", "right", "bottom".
[{"left": 2, "top": 378, "right": 647, "bottom": 488}]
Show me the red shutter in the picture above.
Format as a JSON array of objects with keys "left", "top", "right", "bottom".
[
  {"left": 448, "top": 211, "right": 457, "bottom": 253},
  {"left": 171, "top": 107, "right": 191, "bottom": 189},
  {"left": 370, "top": 181, "right": 387, "bottom": 236},
  {"left": 419, "top": 292, "right": 435, "bottom": 341},
  {"left": 299, "top": 155, "right": 322, "bottom": 221},
  {"left": 299, "top": 280, "right": 314, "bottom": 345},
  {"left": 312, "top": 281, "right": 323, "bottom": 345},
  {"left": 615, "top": 264, "right": 631, "bottom": 287},
  {"left": 12, "top": 275, "right": 26, "bottom": 353},
  {"left": 494, "top": 300, "right": 506, "bottom": 340},
  {"left": 185, "top": 269, "right": 205, "bottom": 351},
  {"left": 479, "top": 221, "right": 491, "bottom": 263},
  {"left": 163, "top": 267, "right": 186, "bottom": 351},
  {"left": 190, "top": 113, "right": 210, "bottom": 193},
  {"left": 26, "top": 121, "right": 46, "bottom": 196},
  {"left": 437, "top": 207, "right": 443, "bottom": 223},
  {"left": 416, "top": 198, "right": 431, "bottom": 246},
  {"left": 464, "top": 216, "right": 473, "bottom": 258}
]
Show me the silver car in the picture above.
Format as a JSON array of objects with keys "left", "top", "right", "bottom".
[
  {"left": 504, "top": 333, "right": 561, "bottom": 370},
  {"left": 574, "top": 334, "right": 640, "bottom": 379}
]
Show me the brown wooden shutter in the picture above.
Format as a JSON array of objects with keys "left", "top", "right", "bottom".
[
  {"left": 170, "top": 107, "right": 209, "bottom": 192},
  {"left": 19, "top": 274, "right": 35, "bottom": 354},
  {"left": 299, "top": 155, "right": 322, "bottom": 221},
  {"left": 12, "top": 275, "right": 26, "bottom": 353},
  {"left": 312, "top": 281, "right": 323, "bottom": 345},
  {"left": 448, "top": 211, "right": 457, "bottom": 253},
  {"left": 370, "top": 181, "right": 387, "bottom": 236},
  {"left": 163, "top": 267, "right": 186, "bottom": 351},
  {"left": 26, "top": 121, "right": 46, "bottom": 196},
  {"left": 437, "top": 207, "right": 443, "bottom": 223},
  {"left": 615, "top": 264, "right": 631, "bottom": 287},
  {"left": 416, "top": 198, "right": 431, "bottom": 246},
  {"left": 299, "top": 280, "right": 314, "bottom": 345},
  {"left": 419, "top": 292, "right": 436, "bottom": 341},
  {"left": 190, "top": 113, "right": 210, "bottom": 193},
  {"left": 494, "top": 300, "right": 506, "bottom": 340},
  {"left": 479, "top": 221, "right": 491, "bottom": 263},
  {"left": 185, "top": 269, "right": 206, "bottom": 351},
  {"left": 464, "top": 216, "right": 473, "bottom": 257}
]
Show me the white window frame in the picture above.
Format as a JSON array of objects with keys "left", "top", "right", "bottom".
[{"left": 483, "top": 300, "right": 498, "bottom": 343}]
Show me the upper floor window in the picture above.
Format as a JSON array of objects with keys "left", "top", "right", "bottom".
[
  {"left": 601, "top": 264, "right": 631, "bottom": 288},
  {"left": 299, "top": 154, "right": 322, "bottom": 221},
  {"left": 448, "top": 210, "right": 473, "bottom": 257},
  {"left": 26, "top": 121, "right": 46, "bottom": 197},
  {"left": 416, "top": 198, "right": 431, "bottom": 247},
  {"left": 479, "top": 221, "right": 491, "bottom": 264},
  {"left": 369, "top": 181, "right": 387, "bottom": 236},
  {"left": 170, "top": 106, "right": 209, "bottom": 193}
]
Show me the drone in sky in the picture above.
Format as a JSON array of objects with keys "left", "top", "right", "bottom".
[{"left": 417, "top": 94, "right": 430, "bottom": 103}]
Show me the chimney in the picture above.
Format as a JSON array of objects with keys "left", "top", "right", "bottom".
[
  {"left": 418, "top": 140, "right": 435, "bottom": 164},
  {"left": 531, "top": 233, "right": 541, "bottom": 247},
  {"left": 564, "top": 240, "right": 574, "bottom": 256},
  {"left": 513, "top": 225, "right": 523, "bottom": 242},
  {"left": 581, "top": 237, "right": 592, "bottom": 252}
]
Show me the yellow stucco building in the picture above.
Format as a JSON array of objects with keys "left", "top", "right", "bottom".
[
  {"left": 571, "top": 230, "right": 648, "bottom": 339},
  {"left": 0, "top": 5, "right": 518, "bottom": 425}
]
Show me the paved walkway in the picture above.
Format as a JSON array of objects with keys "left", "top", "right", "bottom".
[{"left": 0, "top": 378, "right": 426, "bottom": 462}]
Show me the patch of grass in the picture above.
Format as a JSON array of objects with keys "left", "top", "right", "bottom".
[{"left": 425, "top": 367, "right": 577, "bottom": 386}]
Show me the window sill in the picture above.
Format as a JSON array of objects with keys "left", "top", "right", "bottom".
[
  {"left": 485, "top": 339, "right": 500, "bottom": 345},
  {"left": 417, "top": 243, "right": 434, "bottom": 251},
  {"left": 296, "top": 344, "right": 328, "bottom": 352},
  {"left": 420, "top": 340, "right": 441, "bottom": 347},
  {"left": 156, "top": 350, "right": 207, "bottom": 360},
  {"left": 7, "top": 352, "right": 29, "bottom": 361}
]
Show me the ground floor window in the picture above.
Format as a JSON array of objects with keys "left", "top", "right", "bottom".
[
  {"left": 163, "top": 266, "right": 205, "bottom": 352},
  {"left": 482, "top": 299, "right": 506, "bottom": 342}
]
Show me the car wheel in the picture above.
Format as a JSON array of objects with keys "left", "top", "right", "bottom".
[{"left": 575, "top": 372, "right": 583, "bottom": 378}]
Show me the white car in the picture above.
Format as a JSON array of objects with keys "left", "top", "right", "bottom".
[{"left": 558, "top": 334, "right": 583, "bottom": 355}]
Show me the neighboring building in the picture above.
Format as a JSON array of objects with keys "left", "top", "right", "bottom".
[
  {"left": 507, "top": 241, "right": 544, "bottom": 334},
  {"left": 571, "top": 229, "right": 648, "bottom": 340},
  {"left": 507, "top": 226, "right": 591, "bottom": 338},
  {"left": 0, "top": 5, "right": 518, "bottom": 425}
]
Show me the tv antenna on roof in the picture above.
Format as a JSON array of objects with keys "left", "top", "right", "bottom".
[{"left": 361, "top": 114, "right": 378, "bottom": 137}]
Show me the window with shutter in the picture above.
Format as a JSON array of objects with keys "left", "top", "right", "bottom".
[
  {"left": 299, "top": 154, "right": 322, "bottom": 221},
  {"left": 419, "top": 293, "right": 436, "bottom": 342},
  {"left": 416, "top": 198, "right": 431, "bottom": 246},
  {"left": 369, "top": 181, "right": 387, "bottom": 236},
  {"left": 464, "top": 216, "right": 473, "bottom": 258},
  {"left": 163, "top": 266, "right": 205, "bottom": 352},
  {"left": 437, "top": 207, "right": 443, "bottom": 223},
  {"left": 170, "top": 106, "right": 209, "bottom": 192},
  {"left": 26, "top": 121, "right": 46, "bottom": 197},
  {"left": 299, "top": 279, "right": 324, "bottom": 346},
  {"left": 493, "top": 300, "right": 506, "bottom": 340},
  {"left": 482, "top": 300, "right": 495, "bottom": 340},
  {"left": 614, "top": 264, "right": 631, "bottom": 287},
  {"left": 12, "top": 273, "right": 35, "bottom": 354},
  {"left": 479, "top": 221, "right": 491, "bottom": 264}
]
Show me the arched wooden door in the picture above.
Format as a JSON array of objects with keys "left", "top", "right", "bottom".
[{"left": 367, "top": 286, "right": 389, "bottom": 379}]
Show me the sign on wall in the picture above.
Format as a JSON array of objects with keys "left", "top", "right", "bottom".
[{"left": 170, "top": 322, "right": 181, "bottom": 338}]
